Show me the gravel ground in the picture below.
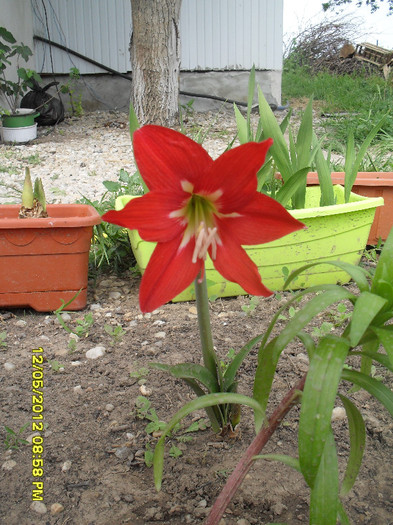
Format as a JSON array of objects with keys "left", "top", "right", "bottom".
[{"left": 0, "top": 109, "right": 242, "bottom": 206}]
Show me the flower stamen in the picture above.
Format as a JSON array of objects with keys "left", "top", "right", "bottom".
[{"left": 192, "top": 222, "right": 218, "bottom": 263}]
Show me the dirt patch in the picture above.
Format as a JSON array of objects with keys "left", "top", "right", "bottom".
[{"left": 1, "top": 270, "right": 392, "bottom": 525}]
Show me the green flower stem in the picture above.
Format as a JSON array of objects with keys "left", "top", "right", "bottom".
[
  {"left": 194, "top": 271, "right": 221, "bottom": 386},
  {"left": 205, "top": 373, "right": 307, "bottom": 525}
]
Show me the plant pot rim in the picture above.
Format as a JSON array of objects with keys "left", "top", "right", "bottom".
[
  {"left": 0, "top": 203, "right": 102, "bottom": 229},
  {"left": 2, "top": 108, "right": 39, "bottom": 118},
  {"left": 307, "top": 171, "right": 393, "bottom": 187}
]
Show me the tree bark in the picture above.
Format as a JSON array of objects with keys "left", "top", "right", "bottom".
[{"left": 130, "top": 0, "right": 181, "bottom": 127}]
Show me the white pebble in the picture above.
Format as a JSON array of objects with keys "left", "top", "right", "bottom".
[
  {"left": 15, "top": 320, "right": 27, "bottom": 327},
  {"left": 86, "top": 346, "right": 106, "bottom": 359},
  {"left": 30, "top": 501, "right": 47, "bottom": 514},
  {"left": 90, "top": 303, "right": 102, "bottom": 310},
  {"left": 3, "top": 362, "right": 16, "bottom": 371},
  {"left": 154, "top": 331, "right": 166, "bottom": 339},
  {"left": 71, "top": 361, "right": 82, "bottom": 366},
  {"left": 105, "top": 403, "right": 115, "bottom": 411},
  {"left": 61, "top": 313, "right": 72, "bottom": 322},
  {"left": 109, "top": 291, "right": 121, "bottom": 299},
  {"left": 50, "top": 503, "right": 64, "bottom": 515},
  {"left": 73, "top": 385, "right": 83, "bottom": 394},
  {"left": 140, "top": 384, "right": 152, "bottom": 396},
  {"left": 61, "top": 460, "right": 72, "bottom": 472},
  {"left": 2, "top": 459, "right": 17, "bottom": 471},
  {"left": 331, "top": 406, "right": 346, "bottom": 421}
]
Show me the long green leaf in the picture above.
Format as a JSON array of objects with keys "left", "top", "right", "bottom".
[
  {"left": 253, "top": 338, "right": 280, "bottom": 429},
  {"left": 338, "top": 394, "right": 366, "bottom": 497},
  {"left": 223, "top": 334, "right": 264, "bottom": 390},
  {"left": 274, "top": 167, "right": 310, "bottom": 207},
  {"left": 349, "top": 291, "right": 387, "bottom": 347},
  {"left": 234, "top": 103, "right": 248, "bottom": 144},
  {"left": 337, "top": 501, "right": 351, "bottom": 525},
  {"left": 258, "top": 86, "right": 292, "bottom": 179},
  {"left": 312, "top": 131, "right": 336, "bottom": 206},
  {"left": 299, "top": 336, "right": 349, "bottom": 487},
  {"left": 150, "top": 362, "right": 219, "bottom": 394},
  {"left": 341, "top": 369, "right": 393, "bottom": 417},
  {"left": 372, "top": 227, "right": 393, "bottom": 301},
  {"left": 181, "top": 378, "right": 221, "bottom": 432},
  {"left": 153, "top": 393, "right": 264, "bottom": 491},
  {"left": 253, "top": 453, "right": 301, "bottom": 472},
  {"left": 283, "top": 260, "right": 370, "bottom": 292},
  {"left": 372, "top": 326, "right": 393, "bottom": 368},
  {"left": 345, "top": 114, "right": 387, "bottom": 202},
  {"left": 296, "top": 97, "right": 314, "bottom": 169},
  {"left": 309, "top": 429, "right": 339, "bottom": 525}
]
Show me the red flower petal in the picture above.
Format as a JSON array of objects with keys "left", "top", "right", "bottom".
[
  {"left": 212, "top": 229, "right": 273, "bottom": 297},
  {"left": 196, "top": 140, "right": 273, "bottom": 210},
  {"left": 102, "top": 192, "right": 186, "bottom": 242},
  {"left": 139, "top": 237, "right": 202, "bottom": 313},
  {"left": 133, "top": 126, "right": 213, "bottom": 192},
  {"left": 216, "top": 193, "right": 305, "bottom": 246}
]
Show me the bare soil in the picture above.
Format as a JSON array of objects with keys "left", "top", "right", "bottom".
[{"left": 1, "top": 270, "right": 393, "bottom": 525}]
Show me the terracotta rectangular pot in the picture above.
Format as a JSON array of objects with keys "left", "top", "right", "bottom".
[
  {"left": 307, "top": 172, "right": 393, "bottom": 244},
  {"left": 0, "top": 204, "right": 101, "bottom": 312},
  {"left": 115, "top": 185, "right": 383, "bottom": 302}
]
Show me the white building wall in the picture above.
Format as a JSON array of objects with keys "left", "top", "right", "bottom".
[{"left": 31, "top": 0, "right": 283, "bottom": 74}]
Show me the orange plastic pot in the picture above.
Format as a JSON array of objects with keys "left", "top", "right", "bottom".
[
  {"left": 0, "top": 204, "right": 101, "bottom": 312},
  {"left": 307, "top": 172, "right": 393, "bottom": 244}
]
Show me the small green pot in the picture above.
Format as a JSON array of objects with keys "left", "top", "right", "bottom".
[
  {"left": 1, "top": 108, "right": 40, "bottom": 128},
  {"left": 115, "top": 186, "right": 383, "bottom": 302}
]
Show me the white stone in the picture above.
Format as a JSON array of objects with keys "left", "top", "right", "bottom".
[
  {"left": 3, "top": 362, "right": 16, "bottom": 371},
  {"left": 154, "top": 331, "right": 166, "bottom": 339},
  {"left": 331, "top": 406, "right": 346, "bottom": 421},
  {"left": 105, "top": 403, "right": 115, "bottom": 411},
  {"left": 61, "top": 313, "right": 72, "bottom": 322},
  {"left": 73, "top": 385, "right": 83, "bottom": 394},
  {"left": 109, "top": 291, "right": 121, "bottom": 300},
  {"left": 15, "top": 320, "right": 27, "bottom": 327},
  {"left": 86, "top": 346, "right": 106, "bottom": 359},
  {"left": 30, "top": 501, "right": 47, "bottom": 514},
  {"left": 71, "top": 360, "right": 82, "bottom": 366},
  {"left": 90, "top": 303, "right": 102, "bottom": 310},
  {"left": 2, "top": 459, "right": 17, "bottom": 471},
  {"left": 61, "top": 460, "right": 72, "bottom": 472},
  {"left": 140, "top": 384, "right": 152, "bottom": 396}
]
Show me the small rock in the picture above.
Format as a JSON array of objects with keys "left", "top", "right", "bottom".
[
  {"left": 105, "top": 403, "right": 114, "bottom": 411},
  {"left": 26, "top": 433, "right": 40, "bottom": 444},
  {"left": 3, "top": 362, "right": 16, "bottom": 371},
  {"left": 296, "top": 352, "right": 309, "bottom": 364},
  {"left": 189, "top": 306, "right": 197, "bottom": 315},
  {"left": 271, "top": 502, "right": 287, "bottom": 515},
  {"left": 61, "top": 313, "right": 72, "bottom": 322},
  {"left": 109, "top": 291, "right": 121, "bottom": 300},
  {"left": 2, "top": 459, "right": 17, "bottom": 471},
  {"left": 86, "top": 346, "right": 106, "bottom": 359},
  {"left": 39, "top": 335, "right": 50, "bottom": 342},
  {"left": 198, "top": 499, "right": 207, "bottom": 508},
  {"left": 71, "top": 361, "right": 82, "bottom": 366},
  {"left": 154, "top": 331, "right": 166, "bottom": 339},
  {"left": 140, "top": 384, "right": 152, "bottom": 396},
  {"left": 237, "top": 520, "right": 251, "bottom": 525},
  {"left": 61, "top": 460, "right": 72, "bottom": 472},
  {"left": 15, "top": 319, "right": 27, "bottom": 327},
  {"left": 90, "top": 303, "right": 102, "bottom": 310},
  {"left": 115, "top": 447, "right": 132, "bottom": 460},
  {"left": 30, "top": 501, "right": 47, "bottom": 514},
  {"left": 128, "top": 320, "right": 138, "bottom": 327},
  {"left": 73, "top": 385, "right": 83, "bottom": 394},
  {"left": 69, "top": 333, "right": 79, "bottom": 342},
  {"left": 331, "top": 406, "right": 346, "bottom": 421},
  {"left": 51, "top": 503, "right": 64, "bottom": 515}
]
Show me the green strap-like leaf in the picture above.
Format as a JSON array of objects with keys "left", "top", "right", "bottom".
[
  {"left": 312, "top": 131, "right": 335, "bottom": 206},
  {"left": 342, "top": 369, "right": 393, "bottom": 417},
  {"left": 274, "top": 167, "right": 310, "bottom": 207},
  {"left": 372, "top": 326, "right": 393, "bottom": 368},
  {"left": 349, "top": 291, "right": 387, "bottom": 347},
  {"left": 150, "top": 362, "right": 219, "bottom": 394},
  {"left": 253, "top": 338, "right": 280, "bottom": 429},
  {"left": 309, "top": 429, "right": 339, "bottom": 525},
  {"left": 371, "top": 227, "right": 393, "bottom": 295},
  {"left": 223, "top": 334, "right": 264, "bottom": 391},
  {"left": 253, "top": 453, "right": 301, "bottom": 472},
  {"left": 338, "top": 394, "right": 366, "bottom": 497},
  {"left": 234, "top": 103, "right": 248, "bottom": 144},
  {"left": 299, "top": 336, "right": 349, "bottom": 487},
  {"left": 153, "top": 393, "right": 264, "bottom": 491},
  {"left": 283, "top": 261, "right": 370, "bottom": 292}
]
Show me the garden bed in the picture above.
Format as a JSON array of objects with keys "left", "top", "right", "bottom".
[{"left": 0, "top": 271, "right": 392, "bottom": 525}]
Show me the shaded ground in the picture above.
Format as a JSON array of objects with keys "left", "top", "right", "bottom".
[{"left": 1, "top": 271, "right": 393, "bottom": 525}]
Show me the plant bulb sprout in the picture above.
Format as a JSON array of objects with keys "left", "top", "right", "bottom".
[{"left": 103, "top": 125, "right": 304, "bottom": 432}]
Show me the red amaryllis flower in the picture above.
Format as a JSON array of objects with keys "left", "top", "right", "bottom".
[{"left": 103, "top": 125, "right": 304, "bottom": 313}]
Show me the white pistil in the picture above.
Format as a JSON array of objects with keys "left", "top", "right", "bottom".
[{"left": 192, "top": 223, "right": 218, "bottom": 263}]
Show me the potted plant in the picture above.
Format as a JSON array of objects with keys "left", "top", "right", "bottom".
[
  {"left": 0, "top": 26, "right": 41, "bottom": 142},
  {"left": 0, "top": 170, "right": 101, "bottom": 311}
]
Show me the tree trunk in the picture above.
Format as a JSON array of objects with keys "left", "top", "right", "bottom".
[{"left": 130, "top": 0, "right": 181, "bottom": 127}]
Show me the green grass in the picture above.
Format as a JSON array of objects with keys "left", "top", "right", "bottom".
[{"left": 282, "top": 64, "right": 393, "bottom": 147}]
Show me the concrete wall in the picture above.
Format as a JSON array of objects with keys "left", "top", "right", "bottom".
[{"left": 40, "top": 69, "right": 282, "bottom": 114}]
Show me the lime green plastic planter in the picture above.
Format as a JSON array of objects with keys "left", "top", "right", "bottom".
[{"left": 115, "top": 186, "right": 383, "bottom": 302}]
